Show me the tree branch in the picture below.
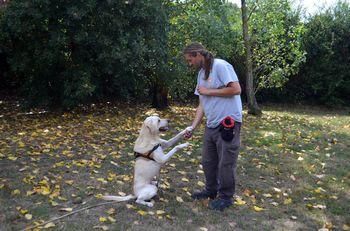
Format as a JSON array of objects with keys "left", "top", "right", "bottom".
[{"left": 247, "top": 0, "right": 259, "bottom": 21}]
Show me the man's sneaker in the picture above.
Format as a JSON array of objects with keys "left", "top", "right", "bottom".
[
  {"left": 191, "top": 190, "right": 217, "bottom": 200},
  {"left": 209, "top": 198, "right": 233, "bottom": 211}
]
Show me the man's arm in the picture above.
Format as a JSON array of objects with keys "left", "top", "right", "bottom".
[
  {"left": 184, "top": 103, "right": 204, "bottom": 139},
  {"left": 197, "top": 82, "right": 241, "bottom": 97},
  {"left": 191, "top": 103, "right": 204, "bottom": 130}
]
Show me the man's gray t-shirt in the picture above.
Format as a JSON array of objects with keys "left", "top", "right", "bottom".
[{"left": 195, "top": 58, "right": 243, "bottom": 128}]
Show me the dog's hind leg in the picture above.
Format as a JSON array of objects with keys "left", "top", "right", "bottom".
[
  {"left": 151, "top": 180, "right": 158, "bottom": 186},
  {"left": 135, "top": 185, "right": 158, "bottom": 207}
]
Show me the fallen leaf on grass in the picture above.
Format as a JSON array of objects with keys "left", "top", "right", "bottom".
[
  {"left": 95, "top": 194, "right": 103, "bottom": 199},
  {"left": 65, "top": 180, "right": 74, "bottom": 185},
  {"left": 314, "top": 187, "right": 326, "bottom": 193},
  {"left": 243, "top": 189, "right": 252, "bottom": 197},
  {"left": 93, "top": 225, "right": 109, "bottom": 230},
  {"left": 59, "top": 208, "right": 73, "bottom": 212},
  {"left": 253, "top": 206, "right": 264, "bottom": 212},
  {"left": 12, "top": 189, "right": 20, "bottom": 195},
  {"left": 99, "top": 217, "right": 107, "bottom": 222},
  {"left": 313, "top": 204, "right": 326, "bottom": 209},
  {"left": 44, "top": 222, "right": 56, "bottom": 228},
  {"left": 290, "top": 175, "right": 296, "bottom": 181},
  {"left": 234, "top": 198, "right": 246, "bottom": 206},
  {"left": 197, "top": 181, "right": 205, "bottom": 187},
  {"left": 156, "top": 210, "right": 165, "bottom": 215},
  {"left": 19, "top": 166, "right": 29, "bottom": 172},
  {"left": 35, "top": 185, "right": 51, "bottom": 195},
  {"left": 228, "top": 221, "right": 237, "bottom": 227},
  {"left": 118, "top": 191, "right": 126, "bottom": 196},
  {"left": 137, "top": 210, "right": 147, "bottom": 216},
  {"left": 110, "top": 161, "right": 118, "bottom": 167},
  {"left": 343, "top": 224, "right": 350, "bottom": 230},
  {"left": 8, "top": 156, "right": 18, "bottom": 161},
  {"left": 126, "top": 204, "right": 136, "bottom": 209},
  {"left": 262, "top": 193, "right": 272, "bottom": 198},
  {"left": 25, "top": 214, "right": 32, "bottom": 220},
  {"left": 50, "top": 200, "right": 58, "bottom": 206},
  {"left": 176, "top": 196, "right": 184, "bottom": 202},
  {"left": 324, "top": 221, "right": 333, "bottom": 229},
  {"left": 284, "top": 198, "right": 292, "bottom": 205},
  {"left": 107, "top": 208, "right": 115, "bottom": 215},
  {"left": 122, "top": 175, "right": 130, "bottom": 181},
  {"left": 17, "top": 208, "right": 28, "bottom": 214}
]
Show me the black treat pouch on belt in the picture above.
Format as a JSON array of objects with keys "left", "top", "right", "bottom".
[{"left": 220, "top": 116, "right": 235, "bottom": 142}]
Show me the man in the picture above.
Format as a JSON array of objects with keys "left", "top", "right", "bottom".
[{"left": 183, "top": 42, "right": 242, "bottom": 211}]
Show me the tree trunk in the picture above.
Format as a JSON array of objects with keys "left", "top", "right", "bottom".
[
  {"left": 151, "top": 78, "right": 168, "bottom": 110},
  {"left": 241, "top": 0, "right": 262, "bottom": 116}
]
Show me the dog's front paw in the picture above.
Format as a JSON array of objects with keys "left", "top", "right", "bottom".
[
  {"left": 146, "top": 202, "right": 154, "bottom": 208},
  {"left": 176, "top": 142, "right": 190, "bottom": 150},
  {"left": 180, "top": 126, "right": 193, "bottom": 135},
  {"left": 185, "top": 126, "right": 193, "bottom": 132}
]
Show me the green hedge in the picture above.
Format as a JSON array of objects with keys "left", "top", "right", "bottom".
[{"left": 0, "top": 0, "right": 169, "bottom": 108}]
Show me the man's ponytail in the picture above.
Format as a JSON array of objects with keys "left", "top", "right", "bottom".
[{"left": 183, "top": 42, "right": 214, "bottom": 80}]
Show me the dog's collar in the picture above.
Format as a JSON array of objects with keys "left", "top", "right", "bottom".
[{"left": 134, "top": 144, "right": 161, "bottom": 161}]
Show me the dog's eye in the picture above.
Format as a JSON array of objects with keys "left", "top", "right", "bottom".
[{"left": 158, "top": 119, "right": 160, "bottom": 123}]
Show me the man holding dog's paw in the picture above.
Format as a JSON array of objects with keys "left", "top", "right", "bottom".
[{"left": 183, "top": 42, "right": 242, "bottom": 211}]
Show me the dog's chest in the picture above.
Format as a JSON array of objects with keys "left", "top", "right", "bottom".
[{"left": 134, "top": 159, "right": 161, "bottom": 178}]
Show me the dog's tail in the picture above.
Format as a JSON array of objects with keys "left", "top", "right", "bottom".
[{"left": 101, "top": 194, "right": 136, "bottom": 202}]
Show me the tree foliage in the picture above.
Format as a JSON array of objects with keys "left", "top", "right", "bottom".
[
  {"left": 166, "top": 0, "right": 306, "bottom": 103},
  {"left": 249, "top": 0, "right": 306, "bottom": 92},
  {"left": 0, "top": 0, "right": 169, "bottom": 108},
  {"left": 0, "top": 0, "right": 349, "bottom": 107},
  {"left": 265, "top": 1, "right": 350, "bottom": 105},
  {"left": 292, "top": 1, "right": 350, "bottom": 105}
]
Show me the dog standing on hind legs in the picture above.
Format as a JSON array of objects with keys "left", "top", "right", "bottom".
[{"left": 102, "top": 116, "right": 193, "bottom": 207}]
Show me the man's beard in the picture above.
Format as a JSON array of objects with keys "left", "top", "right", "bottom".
[{"left": 193, "top": 60, "right": 204, "bottom": 70}]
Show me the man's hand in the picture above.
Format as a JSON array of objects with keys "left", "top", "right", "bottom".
[
  {"left": 184, "top": 126, "right": 193, "bottom": 139},
  {"left": 197, "top": 86, "right": 211, "bottom": 95}
]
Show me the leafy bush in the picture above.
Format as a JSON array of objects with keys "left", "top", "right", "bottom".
[
  {"left": 280, "top": 1, "right": 350, "bottom": 105},
  {"left": 0, "top": 0, "right": 169, "bottom": 108}
]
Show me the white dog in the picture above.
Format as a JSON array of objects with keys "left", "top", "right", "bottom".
[{"left": 102, "top": 116, "right": 192, "bottom": 207}]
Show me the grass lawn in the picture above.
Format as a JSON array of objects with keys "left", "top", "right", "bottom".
[{"left": 0, "top": 100, "right": 349, "bottom": 231}]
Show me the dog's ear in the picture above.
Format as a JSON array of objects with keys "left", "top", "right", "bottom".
[
  {"left": 147, "top": 116, "right": 160, "bottom": 134},
  {"left": 143, "top": 117, "right": 157, "bottom": 135},
  {"left": 146, "top": 124, "right": 153, "bottom": 134}
]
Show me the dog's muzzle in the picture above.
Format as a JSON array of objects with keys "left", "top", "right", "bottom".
[{"left": 159, "top": 126, "right": 169, "bottom": 132}]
